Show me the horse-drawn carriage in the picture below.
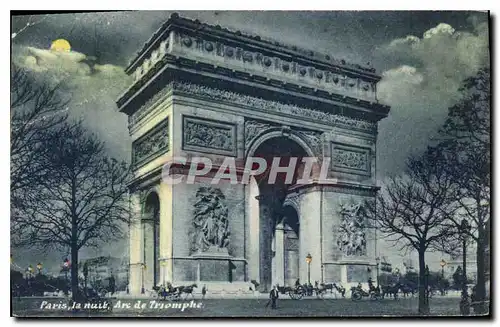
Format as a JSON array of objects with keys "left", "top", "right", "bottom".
[
  {"left": 350, "top": 285, "right": 381, "bottom": 301},
  {"left": 278, "top": 282, "right": 346, "bottom": 300},
  {"left": 153, "top": 283, "right": 197, "bottom": 301}
]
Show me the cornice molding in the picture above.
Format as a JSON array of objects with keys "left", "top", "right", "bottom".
[
  {"left": 117, "top": 14, "right": 391, "bottom": 117},
  {"left": 126, "top": 13, "right": 378, "bottom": 77}
]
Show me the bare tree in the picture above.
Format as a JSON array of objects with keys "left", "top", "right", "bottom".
[
  {"left": 11, "top": 65, "right": 69, "bottom": 217},
  {"left": 432, "top": 68, "right": 490, "bottom": 313},
  {"left": 11, "top": 14, "right": 49, "bottom": 39},
  {"left": 13, "top": 122, "right": 131, "bottom": 301},
  {"left": 364, "top": 149, "right": 457, "bottom": 314}
]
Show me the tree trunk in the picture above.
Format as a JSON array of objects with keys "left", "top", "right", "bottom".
[
  {"left": 418, "top": 249, "right": 429, "bottom": 314},
  {"left": 70, "top": 179, "right": 79, "bottom": 302},
  {"left": 71, "top": 244, "right": 79, "bottom": 302},
  {"left": 475, "top": 228, "right": 487, "bottom": 314}
]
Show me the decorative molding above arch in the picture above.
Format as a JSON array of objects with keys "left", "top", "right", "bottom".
[
  {"left": 245, "top": 127, "right": 316, "bottom": 158},
  {"left": 140, "top": 185, "right": 161, "bottom": 217},
  {"left": 245, "top": 118, "right": 324, "bottom": 158},
  {"left": 282, "top": 193, "right": 301, "bottom": 215},
  {"left": 244, "top": 119, "right": 278, "bottom": 151}
]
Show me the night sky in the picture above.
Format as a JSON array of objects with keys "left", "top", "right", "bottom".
[{"left": 11, "top": 11, "right": 490, "bottom": 274}]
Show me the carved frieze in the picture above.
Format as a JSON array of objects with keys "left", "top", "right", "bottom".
[
  {"left": 118, "top": 16, "right": 390, "bottom": 116},
  {"left": 176, "top": 32, "right": 377, "bottom": 102},
  {"left": 183, "top": 116, "right": 237, "bottom": 156},
  {"left": 336, "top": 201, "right": 367, "bottom": 257},
  {"left": 190, "top": 187, "right": 231, "bottom": 254},
  {"left": 132, "top": 118, "right": 169, "bottom": 166},
  {"left": 173, "top": 82, "right": 377, "bottom": 133},
  {"left": 331, "top": 142, "right": 371, "bottom": 175},
  {"left": 333, "top": 149, "right": 367, "bottom": 170},
  {"left": 133, "top": 39, "right": 169, "bottom": 82}
]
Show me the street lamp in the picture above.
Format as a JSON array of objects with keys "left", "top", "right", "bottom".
[
  {"left": 440, "top": 259, "right": 447, "bottom": 279},
  {"left": 63, "top": 258, "right": 70, "bottom": 294},
  {"left": 36, "top": 262, "right": 42, "bottom": 275},
  {"left": 305, "top": 253, "right": 312, "bottom": 286},
  {"left": 460, "top": 219, "right": 471, "bottom": 315},
  {"left": 126, "top": 264, "right": 130, "bottom": 294},
  {"left": 376, "top": 257, "right": 381, "bottom": 286},
  {"left": 161, "top": 260, "right": 167, "bottom": 286},
  {"left": 141, "top": 263, "right": 146, "bottom": 294}
]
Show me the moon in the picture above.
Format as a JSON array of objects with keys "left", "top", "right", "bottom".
[{"left": 50, "top": 39, "right": 71, "bottom": 52}]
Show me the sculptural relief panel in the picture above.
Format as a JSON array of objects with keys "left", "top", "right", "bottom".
[
  {"left": 132, "top": 118, "right": 169, "bottom": 166},
  {"left": 336, "top": 201, "right": 367, "bottom": 257},
  {"left": 182, "top": 116, "right": 237, "bottom": 156},
  {"left": 189, "top": 187, "right": 231, "bottom": 255},
  {"left": 331, "top": 142, "right": 371, "bottom": 176}
]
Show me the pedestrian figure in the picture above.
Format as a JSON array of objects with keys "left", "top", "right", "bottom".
[
  {"left": 266, "top": 285, "right": 279, "bottom": 309},
  {"left": 109, "top": 273, "right": 116, "bottom": 295},
  {"left": 368, "top": 277, "right": 374, "bottom": 291},
  {"left": 202, "top": 284, "right": 207, "bottom": 299}
]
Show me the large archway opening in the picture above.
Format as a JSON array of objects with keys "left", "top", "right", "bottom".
[
  {"left": 251, "top": 136, "right": 308, "bottom": 291},
  {"left": 142, "top": 192, "right": 160, "bottom": 289}
]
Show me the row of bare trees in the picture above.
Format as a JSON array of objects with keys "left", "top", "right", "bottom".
[
  {"left": 11, "top": 65, "right": 131, "bottom": 301},
  {"left": 364, "top": 68, "right": 490, "bottom": 314}
]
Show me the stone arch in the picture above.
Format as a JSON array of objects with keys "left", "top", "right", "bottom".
[
  {"left": 282, "top": 194, "right": 301, "bottom": 219},
  {"left": 246, "top": 127, "right": 315, "bottom": 158},
  {"left": 246, "top": 132, "right": 311, "bottom": 291}
]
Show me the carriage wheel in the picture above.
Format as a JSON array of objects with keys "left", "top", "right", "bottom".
[
  {"left": 295, "top": 289, "right": 304, "bottom": 300},
  {"left": 351, "top": 291, "right": 362, "bottom": 301},
  {"left": 288, "top": 291, "right": 296, "bottom": 300}
]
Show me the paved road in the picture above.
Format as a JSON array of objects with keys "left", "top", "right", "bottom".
[{"left": 12, "top": 296, "right": 476, "bottom": 318}]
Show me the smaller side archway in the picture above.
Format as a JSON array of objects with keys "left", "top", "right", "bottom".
[
  {"left": 281, "top": 205, "right": 300, "bottom": 287},
  {"left": 142, "top": 191, "right": 160, "bottom": 290}
]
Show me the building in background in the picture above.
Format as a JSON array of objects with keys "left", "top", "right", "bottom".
[
  {"left": 401, "top": 259, "right": 415, "bottom": 275},
  {"left": 82, "top": 256, "right": 129, "bottom": 291},
  {"left": 380, "top": 256, "right": 393, "bottom": 273},
  {"left": 444, "top": 245, "right": 478, "bottom": 282}
]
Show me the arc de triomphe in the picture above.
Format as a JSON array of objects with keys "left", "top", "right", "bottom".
[{"left": 117, "top": 14, "right": 390, "bottom": 294}]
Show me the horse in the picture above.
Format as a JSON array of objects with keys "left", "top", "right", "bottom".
[
  {"left": 320, "top": 282, "right": 346, "bottom": 297},
  {"left": 178, "top": 284, "right": 197, "bottom": 299},
  {"left": 400, "top": 283, "right": 417, "bottom": 298},
  {"left": 333, "top": 283, "right": 346, "bottom": 297},
  {"left": 320, "top": 283, "right": 335, "bottom": 293},
  {"left": 277, "top": 285, "right": 293, "bottom": 294},
  {"left": 381, "top": 283, "right": 401, "bottom": 299}
]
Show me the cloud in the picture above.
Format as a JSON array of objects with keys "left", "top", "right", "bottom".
[
  {"left": 375, "top": 18, "right": 489, "bottom": 177},
  {"left": 13, "top": 46, "right": 133, "bottom": 160}
]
